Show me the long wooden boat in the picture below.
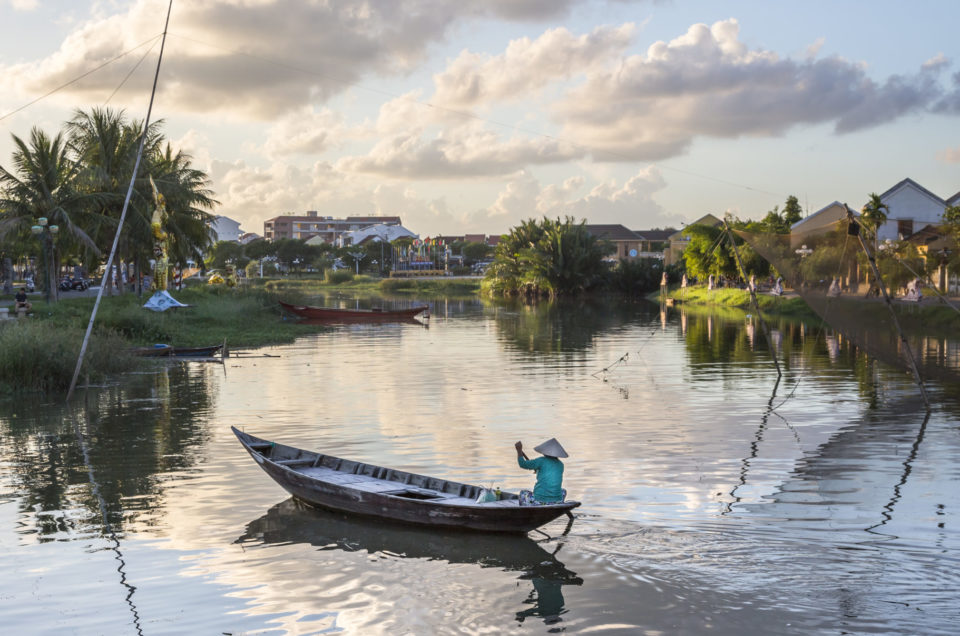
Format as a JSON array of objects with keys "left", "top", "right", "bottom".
[
  {"left": 279, "top": 300, "right": 428, "bottom": 321},
  {"left": 233, "top": 427, "right": 580, "bottom": 533},
  {"left": 130, "top": 344, "right": 173, "bottom": 357},
  {"left": 171, "top": 344, "right": 223, "bottom": 357}
]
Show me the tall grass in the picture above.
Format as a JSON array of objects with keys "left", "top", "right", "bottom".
[{"left": 0, "top": 321, "right": 136, "bottom": 393}]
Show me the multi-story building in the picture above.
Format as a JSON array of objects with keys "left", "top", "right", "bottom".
[{"left": 263, "top": 211, "right": 401, "bottom": 242}]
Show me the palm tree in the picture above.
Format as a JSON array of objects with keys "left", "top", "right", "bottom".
[
  {"left": 861, "top": 193, "right": 889, "bottom": 250},
  {"left": 68, "top": 107, "right": 216, "bottom": 291},
  {"left": 0, "top": 127, "right": 104, "bottom": 301}
]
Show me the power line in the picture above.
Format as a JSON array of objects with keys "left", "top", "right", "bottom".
[{"left": 0, "top": 33, "right": 163, "bottom": 124}]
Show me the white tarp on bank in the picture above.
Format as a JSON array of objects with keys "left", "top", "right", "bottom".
[{"left": 143, "top": 290, "right": 189, "bottom": 312}]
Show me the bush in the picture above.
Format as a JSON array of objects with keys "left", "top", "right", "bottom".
[
  {"left": 380, "top": 278, "right": 412, "bottom": 292},
  {"left": 325, "top": 270, "right": 354, "bottom": 284}
]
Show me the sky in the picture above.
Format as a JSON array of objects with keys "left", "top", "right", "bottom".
[{"left": 0, "top": 0, "right": 958, "bottom": 239}]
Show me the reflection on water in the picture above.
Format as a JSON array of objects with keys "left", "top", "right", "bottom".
[
  {"left": 239, "top": 498, "right": 582, "bottom": 627},
  {"left": 2, "top": 299, "right": 960, "bottom": 634}
]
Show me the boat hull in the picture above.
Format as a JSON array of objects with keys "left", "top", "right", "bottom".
[
  {"left": 279, "top": 300, "right": 428, "bottom": 321},
  {"left": 233, "top": 427, "right": 579, "bottom": 533}
]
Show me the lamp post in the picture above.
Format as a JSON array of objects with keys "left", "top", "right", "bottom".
[
  {"left": 30, "top": 217, "right": 59, "bottom": 303},
  {"left": 794, "top": 244, "right": 813, "bottom": 258},
  {"left": 348, "top": 250, "right": 365, "bottom": 275}
]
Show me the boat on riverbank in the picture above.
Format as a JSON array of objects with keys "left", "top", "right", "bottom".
[
  {"left": 233, "top": 427, "right": 580, "bottom": 533},
  {"left": 171, "top": 344, "right": 223, "bottom": 357},
  {"left": 279, "top": 300, "right": 428, "bottom": 321}
]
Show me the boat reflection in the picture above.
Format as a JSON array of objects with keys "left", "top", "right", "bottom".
[{"left": 238, "top": 498, "right": 583, "bottom": 626}]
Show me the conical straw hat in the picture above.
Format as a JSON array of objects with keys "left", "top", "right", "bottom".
[{"left": 534, "top": 438, "right": 568, "bottom": 458}]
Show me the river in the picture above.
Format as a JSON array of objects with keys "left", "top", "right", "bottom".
[{"left": 1, "top": 296, "right": 958, "bottom": 634}]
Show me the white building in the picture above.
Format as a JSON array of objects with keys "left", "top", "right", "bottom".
[
  {"left": 790, "top": 201, "right": 853, "bottom": 247},
  {"left": 209, "top": 215, "right": 243, "bottom": 242},
  {"left": 874, "top": 178, "right": 948, "bottom": 242},
  {"left": 331, "top": 223, "right": 418, "bottom": 247}
]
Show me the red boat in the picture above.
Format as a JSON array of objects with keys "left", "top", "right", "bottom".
[{"left": 279, "top": 300, "right": 429, "bottom": 321}]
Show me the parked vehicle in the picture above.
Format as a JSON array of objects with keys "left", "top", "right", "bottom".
[{"left": 59, "top": 276, "right": 89, "bottom": 292}]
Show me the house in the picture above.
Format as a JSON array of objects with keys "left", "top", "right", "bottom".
[
  {"left": 873, "top": 178, "right": 947, "bottom": 242},
  {"left": 238, "top": 232, "right": 262, "bottom": 244},
  {"left": 263, "top": 211, "right": 401, "bottom": 242},
  {"left": 789, "top": 201, "right": 852, "bottom": 248},
  {"left": 665, "top": 214, "right": 723, "bottom": 266},
  {"left": 631, "top": 229, "right": 674, "bottom": 259},
  {"left": 209, "top": 215, "right": 243, "bottom": 242},
  {"left": 583, "top": 224, "right": 647, "bottom": 261}
]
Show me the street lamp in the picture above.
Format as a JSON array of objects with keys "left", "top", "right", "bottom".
[
  {"left": 30, "top": 217, "right": 59, "bottom": 303},
  {"left": 348, "top": 250, "right": 365, "bottom": 275},
  {"left": 794, "top": 244, "right": 813, "bottom": 258}
]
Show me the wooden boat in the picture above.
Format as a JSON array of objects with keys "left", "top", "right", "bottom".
[
  {"left": 279, "top": 300, "right": 428, "bottom": 321},
  {"left": 171, "top": 344, "right": 223, "bottom": 357},
  {"left": 233, "top": 427, "right": 580, "bottom": 533},
  {"left": 130, "top": 344, "right": 173, "bottom": 357}
]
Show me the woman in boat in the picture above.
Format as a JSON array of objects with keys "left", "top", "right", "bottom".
[{"left": 515, "top": 438, "right": 568, "bottom": 505}]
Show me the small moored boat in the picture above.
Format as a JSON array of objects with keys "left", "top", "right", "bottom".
[
  {"left": 171, "top": 344, "right": 223, "bottom": 357},
  {"left": 279, "top": 300, "right": 428, "bottom": 321},
  {"left": 233, "top": 427, "right": 580, "bottom": 533},
  {"left": 131, "top": 343, "right": 173, "bottom": 357}
]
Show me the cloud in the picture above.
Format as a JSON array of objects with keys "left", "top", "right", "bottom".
[
  {"left": 1, "top": 0, "right": 599, "bottom": 120},
  {"left": 336, "top": 124, "right": 585, "bottom": 178},
  {"left": 262, "top": 108, "right": 352, "bottom": 158},
  {"left": 554, "top": 19, "right": 958, "bottom": 160},
  {"left": 466, "top": 166, "right": 669, "bottom": 231},
  {"left": 8, "top": 0, "right": 38, "bottom": 11},
  {"left": 937, "top": 145, "right": 960, "bottom": 164},
  {"left": 432, "top": 24, "right": 635, "bottom": 108}
]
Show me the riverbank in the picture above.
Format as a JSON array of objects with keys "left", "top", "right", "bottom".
[{"left": 658, "top": 286, "right": 817, "bottom": 318}]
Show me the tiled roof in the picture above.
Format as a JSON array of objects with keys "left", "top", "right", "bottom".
[
  {"left": 877, "top": 178, "right": 945, "bottom": 205},
  {"left": 584, "top": 224, "right": 640, "bottom": 241},
  {"left": 633, "top": 229, "right": 674, "bottom": 241}
]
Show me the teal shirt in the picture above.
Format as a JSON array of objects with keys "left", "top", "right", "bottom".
[{"left": 518, "top": 455, "right": 564, "bottom": 502}]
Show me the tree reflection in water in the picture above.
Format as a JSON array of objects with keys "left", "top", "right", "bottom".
[{"left": 237, "top": 498, "right": 584, "bottom": 628}]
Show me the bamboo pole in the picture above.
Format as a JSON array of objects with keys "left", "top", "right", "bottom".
[
  {"left": 723, "top": 220, "right": 782, "bottom": 378},
  {"left": 67, "top": 0, "right": 175, "bottom": 402}
]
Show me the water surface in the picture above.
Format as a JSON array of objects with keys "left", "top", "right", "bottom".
[{"left": 1, "top": 297, "right": 958, "bottom": 634}]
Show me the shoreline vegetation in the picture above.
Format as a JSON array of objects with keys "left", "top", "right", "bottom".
[
  {"left": 0, "top": 277, "right": 481, "bottom": 394},
  {"left": 659, "top": 284, "right": 960, "bottom": 331}
]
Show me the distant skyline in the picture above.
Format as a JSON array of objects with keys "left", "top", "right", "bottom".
[{"left": 1, "top": 0, "right": 958, "bottom": 238}]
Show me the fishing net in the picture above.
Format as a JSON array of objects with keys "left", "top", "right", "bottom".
[{"left": 735, "top": 215, "right": 960, "bottom": 385}]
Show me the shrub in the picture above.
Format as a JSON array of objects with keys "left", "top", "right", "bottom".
[{"left": 325, "top": 270, "right": 354, "bottom": 284}]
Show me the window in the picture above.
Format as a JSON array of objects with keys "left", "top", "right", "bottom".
[{"left": 897, "top": 219, "right": 913, "bottom": 239}]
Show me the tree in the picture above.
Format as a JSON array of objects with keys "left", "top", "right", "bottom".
[
  {"left": 782, "top": 195, "right": 803, "bottom": 227},
  {"left": 462, "top": 241, "right": 491, "bottom": 264},
  {"left": 484, "top": 216, "right": 612, "bottom": 297},
  {"left": 0, "top": 127, "right": 104, "bottom": 301},
  {"left": 860, "top": 193, "right": 889, "bottom": 246}
]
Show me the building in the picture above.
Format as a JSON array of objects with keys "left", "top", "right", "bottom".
[
  {"left": 632, "top": 229, "right": 674, "bottom": 257},
  {"left": 789, "top": 201, "right": 852, "bottom": 248},
  {"left": 584, "top": 224, "right": 649, "bottom": 261},
  {"left": 327, "top": 223, "right": 418, "bottom": 247},
  {"left": 263, "top": 211, "right": 402, "bottom": 242},
  {"left": 873, "top": 178, "right": 948, "bottom": 242},
  {"left": 238, "top": 232, "right": 262, "bottom": 244},
  {"left": 209, "top": 215, "right": 243, "bottom": 242},
  {"left": 665, "top": 214, "right": 723, "bottom": 266}
]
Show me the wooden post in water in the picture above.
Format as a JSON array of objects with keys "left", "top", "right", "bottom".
[
  {"left": 844, "top": 205, "right": 930, "bottom": 410},
  {"left": 723, "top": 220, "right": 782, "bottom": 378}
]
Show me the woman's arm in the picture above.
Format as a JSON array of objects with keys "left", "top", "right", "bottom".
[{"left": 515, "top": 441, "right": 529, "bottom": 461}]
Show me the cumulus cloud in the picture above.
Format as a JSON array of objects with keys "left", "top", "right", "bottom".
[
  {"left": 554, "top": 19, "right": 958, "bottom": 160},
  {"left": 336, "top": 124, "right": 585, "bottom": 178},
  {"left": 262, "top": 108, "right": 352, "bottom": 158},
  {"left": 466, "top": 166, "right": 669, "bottom": 230},
  {"left": 0, "top": 0, "right": 605, "bottom": 120},
  {"left": 432, "top": 24, "right": 635, "bottom": 107}
]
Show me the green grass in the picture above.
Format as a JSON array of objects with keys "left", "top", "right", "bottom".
[
  {"left": 28, "top": 284, "right": 331, "bottom": 348},
  {"left": 660, "top": 285, "right": 815, "bottom": 318},
  {"left": 259, "top": 275, "right": 481, "bottom": 296}
]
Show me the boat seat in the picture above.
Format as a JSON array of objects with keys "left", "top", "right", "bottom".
[{"left": 275, "top": 458, "right": 313, "bottom": 466}]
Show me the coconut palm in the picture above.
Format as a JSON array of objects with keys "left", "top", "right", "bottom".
[
  {"left": 860, "top": 193, "right": 889, "bottom": 248},
  {"left": 0, "top": 127, "right": 104, "bottom": 301}
]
